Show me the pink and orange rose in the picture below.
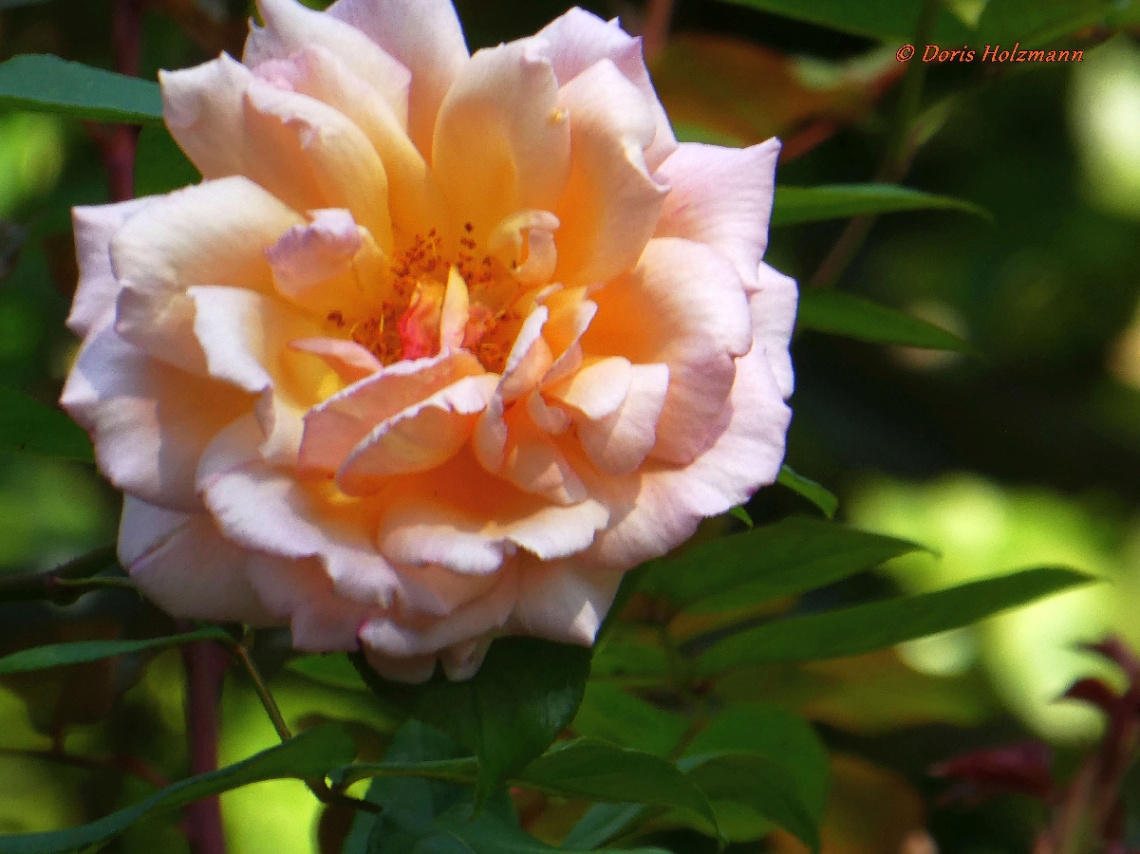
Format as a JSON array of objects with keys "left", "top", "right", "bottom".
[{"left": 62, "top": 0, "right": 797, "bottom": 681}]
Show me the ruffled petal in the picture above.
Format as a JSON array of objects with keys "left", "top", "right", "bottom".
[
  {"left": 552, "top": 59, "right": 666, "bottom": 289},
  {"left": 432, "top": 37, "right": 570, "bottom": 233},
  {"left": 509, "top": 556, "right": 624, "bottom": 645},
  {"left": 537, "top": 7, "right": 676, "bottom": 169},
  {"left": 326, "top": 0, "right": 468, "bottom": 156},
  {"left": 751, "top": 262, "right": 798, "bottom": 399},
  {"left": 572, "top": 362, "right": 670, "bottom": 476},
  {"left": 245, "top": 0, "right": 412, "bottom": 124},
  {"left": 68, "top": 198, "right": 153, "bottom": 337},
  {"left": 119, "top": 497, "right": 276, "bottom": 624},
  {"left": 584, "top": 237, "right": 752, "bottom": 464},
  {"left": 653, "top": 139, "right": 782, "bottom": 293},
  {"left": 61, "top": 326, "right": 250, "bottom": 511}
]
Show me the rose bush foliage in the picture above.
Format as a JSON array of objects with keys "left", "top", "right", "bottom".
[{"left": 60, "top": 0, "right": 797, "bottom": 682}]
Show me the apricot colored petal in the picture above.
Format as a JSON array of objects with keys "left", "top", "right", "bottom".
[
  {"left": 359, "top": 568, "right": 518, "bottom": 657},
  {"left": 259, "top": 47, "right": 445, "bottom": 237},
  {"left": 552, "top": 60, "right": 666, "bottom": 289},
  {"left": 246, "top": 554, "right": 380, "bottom": 651},
  {"left": 119, "top": 497, "right": 276, "bottom": 624},
  {"left": 266, "top": 207, "right": 380, "bottom": 318},
  {"left": 509, "top": 557, "right": 624, "bottom": 645},
  {"left": 111, "top": 176, "right": 301, "bottom": 298},
  {"left": 548, "top": 356, "right": 631, "bottom": 420},
  {"left": 289, "top": 338, "right": 382, "bottom": 384},
  {"left": 61, "top": 326, "right": 250, "bottom": 511},
  {"left": 243, "top": 78, "right": 393, "bottom": 248},
  {"left": 501, "top": 424, "right": 587, "bottom": 505},
  {"left": 654, "top": 139, "right": 781, "bottom": 293},
  {"left": 68, "top": 198, "right": 152, "bottom": 337},
  {"left": 585, "top": 237, "right": 752, "bottom": 464},
  {"left": 499, "top": 306, "right": 552, "bottom": 401},
  {"left": 537, "top": 7, "right": 676, "bottom": 169},
  {"left": 752, "top": 262, "right": 798, "bottom": 399},
  {"left": 327, "top": 0, "right": 468, "bottom": 156},
  {"left": 337, "top": 373, "right": 498, "bottom": 492},
  {"left": 198, "top": 414, "right": 403, "bottom": 607},
  {"left": 588, "top": 332, "right": 791, "bottom": 570},
  {"left": 187, "top": 285, "right": 323, "bottom": 394},
  {"left": 299, "top": 350, "right": 482, "bottom": 474},
  {"left": 433, "top": 38, "right": 570, "bottom": 231},
  {"left": 246, "top": 0, "right": 411, "bottom": 123},
  {"left": 575, "top": 362, "right": 670, "bottom": 476}
]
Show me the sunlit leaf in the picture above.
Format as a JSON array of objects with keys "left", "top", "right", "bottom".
[
  {"left": 638, "top": 516, "right": 927, "bottom": 613},
  {"left": 772, "top": 185, "right": 988, "bottom": 226},
  {"left": 697, "top": 566, "right": 1094, "bottom": 675},
  {"left": 0, "top": 627, "right": 232, "bottom": 674},
  {"left": 0, "top": 55, "right": 162, "bottom": 124},
  {"left": 353, "top": 637, "right": 590, "bottom": 809},
  {"left": 288, "top": 652, "right": 369, "bottom": 692},
  {"left": 777, "top": 466, "right": 838, "bottom": 518},
  {"left": 0, "top": 726, "right": 356, "bottom": 854},
  {"left": 0, "top": 386, "right": 93, "bottom": 463},
  {"left": 798, "top": 291, "right": 974, "bottom": 352}
]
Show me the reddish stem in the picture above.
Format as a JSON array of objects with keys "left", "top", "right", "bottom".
[
  {"left": 103, "top": 0, "right": 143, "bottom": 201},
  {"left": 640, "top": 0, "right": 674, "bottom": 59},
  {"left": 181, "top": 641, "right": 229, "bottom": 854}
]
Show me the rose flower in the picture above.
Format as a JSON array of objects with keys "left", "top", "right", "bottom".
[{"left": 61, "top": 0, "right": 797, "bottom": 682}]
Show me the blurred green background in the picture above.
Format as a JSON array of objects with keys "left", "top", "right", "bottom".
[{"left": 1, "top": 0, "right": 1139, "bottom": 852}]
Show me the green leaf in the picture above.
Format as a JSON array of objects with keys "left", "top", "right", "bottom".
[
  {"left": 777, "top": 466, "right": 838, "bottom": 519},
  {"left": 0, "top": 627, "right": 232, "bottom": 674},
  {"left": 638, "top": 516, "right": 927, "bottom": 613},
  {"left": 772, "top": 185, "right": 988, "bottom": 226},
  {"left": 344, "top": 722, "right": 671, "bottom": 854},
  {"left": 684, "top": 705, "right": 829, "bottom": 842},
  {"left": 729, "top": 506, "right": 755, "bottom": 528},
  {"left": 134, "top": 125, "right": 200, "bottom": 197},
  {"left": 681, "top": 753, "right": 821, "bottom": 852},
  {"left": 0, "top": 725, "right": 356, "bottom": 854},
  {"left": 697, "top": 567, "right": 1095, "bottom": 676},
  {"left": 571, "top": 682, "right": 690, "bottom": 756},
  {"left": 0, "top": 386, "right": 93, "bottom": 463},
  {"left": 288, "top": 652, "right": 369, "bottom": 692},
  {"left": 352, "top": 637, "right": 591, "bottom": 809},
  {"left": 561, "top": 803, "right": 646, "bottom": 851},
  {"left": 797, "top": 291, "right": 974, "bottom": 352},
  {"left": 0, "top": 55, "right": 162, "bottom": 124}
]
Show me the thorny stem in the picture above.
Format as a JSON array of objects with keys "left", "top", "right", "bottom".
[
  {"left": 0, "top": 545, "right": 120, "bottom": 603},
  {"left": 0, "top": 747, "right": 170, "bottom": 790},
  {"left": 807, "top": 0, "right": 941, "bottom": 290},
  {"left": 101, "top": 0, "right": 143, "bottom": 201},
  {"left": 181, "top": 640, "right": 229, "bottom": 854}
]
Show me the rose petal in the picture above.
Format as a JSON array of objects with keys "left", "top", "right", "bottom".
[
  {"left": 574, "top": 362, "right": 670, "bottom": 476},
  {"left": 289, "top": 337, "right": 383, "bottom": 384},
  {"left": 120, "top": 497, "right": 276, "bottom": 624},
  {"left": 584, "top": 237, "right": 752, "bottom": 464},
  {"left": 326, "top": 0, "right": 469, "bottom": 156},
  {"left": 552, "top": 59, "right": 667, "bottom": 289},
  {"left": 61, "top": 326, "right": 250, "bottom": 511},
  {"left": 752, "top": 262, "right": 798, "bottom": 398},
  {"left": 654, "top": 139, "right": 782, "bottom": 293},
  {"left": 509, "top": 557, "right": 624, "bottom": 645},
  {"left": 537, "top": 7, "right": 676, "bottom": 169},
  {"left": 432, "top": 37, "right": 570, "bottom": 232},
  {"left": 68, "top": 198, "right": 153, "bottom": 337},
  {"left": 245, "top": 0, "right": 412, "bottom": 124}
]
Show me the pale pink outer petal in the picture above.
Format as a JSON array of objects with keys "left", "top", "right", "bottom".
[
  {"left": 326, "top": 0, "right": 469, "bottom": 157},
  {"left": 584, "top": 237, "right": 752, "bottom": 464},
  {"left": 508, "top": 556, "right": 624, "bottom": 645},
  {"left": 197, "top": 414, "right": 403, "bottom": 607},
  {"left": 432, "top": 37, "right": 570, "bottom": 232},
  {"left": 61, "top": 326, "right": 251, "bottom": 511},
  {"left": 246, "top": 554, "right": 380, "bottom": 651},
  {"left": 552, "top": 59, "right": 666, "bottom": 290},
  {"left": 119, "top": 497, "right": 276, "bottom": 624},
  {"left": 245, "top": 0, "right": 412, "bottom": 124},
  {"left": 653, "top": 139, "right": 781, "bottom": 293},
  {"left": 537, "top": 7, "right": 677, "bottom": 170},
  {"left": 68, "top": 198, "right": 153, "bottom": 337},
  {"left": 752, "top": 262, "right": 798, "bottom": 399},
  {"left": 585, "top": 322, "right": 792, "bottom": 570}
]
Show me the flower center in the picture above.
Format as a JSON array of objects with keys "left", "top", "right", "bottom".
[{"left": 327, "top": 222, "right": 528, "bottom": 373}]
